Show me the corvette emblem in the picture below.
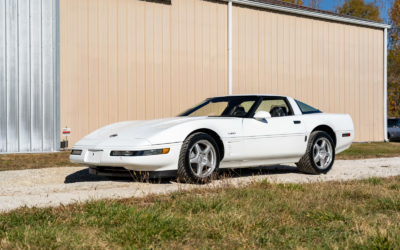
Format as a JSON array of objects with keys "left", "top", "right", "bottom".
[{"left": 110, "top": 134, "right": 118, "bottom": 138}]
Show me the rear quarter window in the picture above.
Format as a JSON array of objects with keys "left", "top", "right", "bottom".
[{"left": 295, "top": 100, "right": 322, "bottom": 114}]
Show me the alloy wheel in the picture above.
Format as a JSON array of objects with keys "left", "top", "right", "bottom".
[
  {"left": 313, "top": 138, "right": 333, "bottom": 170},
  {"left": 189, "top": 140, "right": 217, "bottom": 178}
]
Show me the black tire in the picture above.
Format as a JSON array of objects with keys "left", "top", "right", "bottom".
[
  {"left": 177, "top": 132, "right": 220, "bottom": 184},
  {"left": 297, "top": 131, "right": 335, "bottom": 175}
]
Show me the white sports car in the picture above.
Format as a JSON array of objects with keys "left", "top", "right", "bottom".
[{"left": 70, "top": 95, "right": 354, "bottom": 183}]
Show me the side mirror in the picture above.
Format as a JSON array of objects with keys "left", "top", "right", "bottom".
[
  {"left": 254, "top": 111, "right": 271, "bottom": 123},
  {"left": 254, "top": 111, "right": 271, "bottom": 119}
]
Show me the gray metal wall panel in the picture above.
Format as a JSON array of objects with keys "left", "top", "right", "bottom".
[
  {"left": 18, "top": 0, "right": 31, "bottom": 152},
  {"left": 0, "top": 1, "right": 6, "bottom": 152},
  {"left": 42, "top": 0, "right": 54, "bottom": 151},
  {"left": 0, "top": 0, "right": 58, "bottom": 153},
  {"left": 6, "top": 0, "right": 19, "bottom": 152},
  {"left": 30, "top": 0, "right": 43, "bottom": 152}
]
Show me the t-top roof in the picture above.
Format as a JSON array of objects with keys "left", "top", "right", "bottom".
[{"left": 229, "top": 0, "right": 390, "bottom": 29}]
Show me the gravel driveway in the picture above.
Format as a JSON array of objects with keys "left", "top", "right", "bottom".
[{"left": 1, "top": 157, "right": 400, "bottom": 213}]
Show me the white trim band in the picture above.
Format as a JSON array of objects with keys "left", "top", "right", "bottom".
[
  {"left": 228, "top": 1, "right": 233, "bottom": 95},
  {"left": 384, "top": 28, "right": 388, "bottom": 142},
  {"left": 221, "top": 0, "right": 391, "bottom": 29}
]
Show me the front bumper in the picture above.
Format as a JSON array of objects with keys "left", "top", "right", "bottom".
[{"left": 69, "top": 143, "right": 182, "bottom": 171}]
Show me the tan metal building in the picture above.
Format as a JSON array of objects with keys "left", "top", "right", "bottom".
[{"left": 60, "top": 0, "right": 390, "bottom": 147}]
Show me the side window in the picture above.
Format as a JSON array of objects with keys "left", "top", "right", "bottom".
[
  {"left": 229, "top": 101, "right": 256, "bottom": 117},
  {"left": 238, "top": 101, "right": 256, "bottom": 112},
  {"left": 256, "top": 98, "right": 292, "bottom": 117}
]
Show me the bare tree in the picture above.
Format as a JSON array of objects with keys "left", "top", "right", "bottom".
[
  {"left": 308, "top": 0, "right": 323, "bottom": 9},
  {"left": 373, "top": 0, "right": 394, "bottom": 23},
  {"left": 332, "top": 0, "right": 344, "bottom": 12}
]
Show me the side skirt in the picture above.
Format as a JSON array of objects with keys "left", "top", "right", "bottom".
[{"left": 219, "top": 157, "right": 302, "bottom": 169}]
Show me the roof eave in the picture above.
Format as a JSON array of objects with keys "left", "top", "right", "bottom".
[{"left": 224, "top": 0, "right": 391, "bottom": 29}]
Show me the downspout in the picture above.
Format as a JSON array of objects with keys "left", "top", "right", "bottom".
[
  {"left": 55, "top": 0, "right": 61, "bottom": 151},
  {"left": 384, "top": 28, "right": 388, "bottom": 142},
  {"left": 228, "top": 1, "right": 233, "bottom": 95}
]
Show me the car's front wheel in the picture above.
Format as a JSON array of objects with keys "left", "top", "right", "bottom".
[
  {"left": 297, "top": 131, "right": 335, "bottom": 175},
  {"left": 177, "top": 132, "right": 220, "bottom": 184}
]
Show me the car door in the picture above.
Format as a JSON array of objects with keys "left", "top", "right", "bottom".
[{"left": 243, "top": 97, "right": 307, "bottom": 161}]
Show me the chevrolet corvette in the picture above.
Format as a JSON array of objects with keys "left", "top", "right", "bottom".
[{"left": 70, "top": 95, "right": 354, "bottom": 183}]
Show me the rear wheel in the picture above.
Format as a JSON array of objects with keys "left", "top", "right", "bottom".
[
  {"left": 177, "top": 132, "right": 220, "bottom": 184},
  {"left": 297, "top": 131, "right": 335, "bottom": 175}
]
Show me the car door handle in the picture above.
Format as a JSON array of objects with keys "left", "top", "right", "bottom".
[{"left": 294, "top": 121, "right": 301, "bottom": 124}]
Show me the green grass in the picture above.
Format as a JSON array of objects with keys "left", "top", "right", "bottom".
[
  {"left": 363, "top": 177, "right": 384, "bottom": 186},
  {"left": 337, "top": 142, "right": 400, "bottom": 160},
  {"left": 2, "top": 177, "right": 400, "bottom": 249}
]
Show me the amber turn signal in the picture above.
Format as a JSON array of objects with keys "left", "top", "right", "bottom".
[{"left": 162, "top": 148, "right": 170, "bottom": 154}]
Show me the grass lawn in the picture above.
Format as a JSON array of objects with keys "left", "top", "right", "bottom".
[
  {"left": 1, "top": 142, "right": 399, "bottom": 171},
  {"left": 336, "top": 142, "right": 400, "bottom": 160},
  {"left": 0, "top": 151, "right": 82, "bottom": 171},
  {"left": 1, "top": 176, "right": 400, "bottom": 249}
]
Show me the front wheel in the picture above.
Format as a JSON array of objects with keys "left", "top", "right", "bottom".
[
  {"left": 297, "top": 131, "right": 335, "bottom": 175},
  {"left": 177, "top": 132, "right": 220, "bottom": 184}
]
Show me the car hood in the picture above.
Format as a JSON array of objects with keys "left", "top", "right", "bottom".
[
  {"left": 74, "top": 116, "right": 244, "bottom": 148},
  {"left": 83, "top": 117, "right": 206, "bottom": 140}
]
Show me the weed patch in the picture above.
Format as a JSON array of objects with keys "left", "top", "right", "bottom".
[
  {"left": 276, "top": 183, "right": 304, "bottom": 191},
  {"left": 306, "top": 209, "right": 352, "bottom": 223},
  {"left": 372, "top": 197, "right": 400, "bottom": 211},
  {"left": 363, "top": 177, "right": 383, "bottom": 186},
  {"left": 389, "top": 184, "right": 400, "bottom": 190},
  {"left": 342, "top": 189, "right": 373, "bottom": 200}
]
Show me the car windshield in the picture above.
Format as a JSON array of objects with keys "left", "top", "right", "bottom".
[
  {"left": 388, "top": 119, "right": 399, "bottom": 128},
  {"left": 178, "top": 96, "right": 259, "bottom": 117}
]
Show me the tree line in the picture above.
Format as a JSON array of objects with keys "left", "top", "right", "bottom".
[{"left": 283, "top": 0, "right": 400, "bottom": 118}]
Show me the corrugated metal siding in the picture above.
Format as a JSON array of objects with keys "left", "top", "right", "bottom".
[
  {"left": 232, "top": 5, "right": 384, "bottom": 142},
  {"left": 0, "top": 0, "right": 59, "bottom": 153},
  {"left": 60, "top": 0, "right": 384, "bottom": 146},
  {"left": 60, "top": 0, "right": 228, "bottom": 146},
  {"left": 6, "top": 0, "right": 19, "bottom": 152},
  {"left": 0, "top": 0, "right": 7, "bottom": 152}
]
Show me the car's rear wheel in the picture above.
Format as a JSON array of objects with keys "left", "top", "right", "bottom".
[
  {"left": 177, "top": 132, "right": 220, "bottom": 184},
  {"left": 296, "top": 131, "right": 335, "bottom": 175}
]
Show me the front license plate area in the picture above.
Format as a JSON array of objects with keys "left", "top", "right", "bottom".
[{"left": 87, "top": 150, "right": 103, "bottom": 163}]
